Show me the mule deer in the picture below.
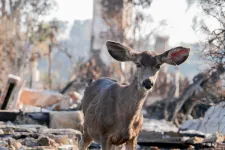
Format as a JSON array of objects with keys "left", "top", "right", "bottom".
[{"left": 80, "top": 41, "right": 190, "bottom": 150}]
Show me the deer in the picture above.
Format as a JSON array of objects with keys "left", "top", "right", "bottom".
[{"left": 80, "top": 40, "right": 190, "bottom": 150}]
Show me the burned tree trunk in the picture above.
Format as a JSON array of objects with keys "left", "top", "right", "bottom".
[
  {"left": 171, "top": 78, "right": 205, "bottom": 122},
  {"left": 170, "top": 65, "right": 225, "bottom": 124}
]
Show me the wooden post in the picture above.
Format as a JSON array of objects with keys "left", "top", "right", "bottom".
[
  {"left": 48, "top": 45, "right": 52, "bottom": 89},
  {"left": 0, "top": 74, "right": 23, "bottom": 110}
]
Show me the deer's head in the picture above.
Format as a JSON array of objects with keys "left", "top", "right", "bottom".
[{"left": 106, "top": 41, "right": 190, "bottom": 91}]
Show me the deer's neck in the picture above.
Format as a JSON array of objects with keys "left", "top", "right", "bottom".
[{"left": 120, "top": 75, "right": 148, "bottom": 118}]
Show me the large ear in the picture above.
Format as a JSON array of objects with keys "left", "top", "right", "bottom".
[
  {"left": 106, "top": 40, "right": 138, "bottom": 62},
  {"left": 157, "top": 46, "right": 190, "bottom": 65}
]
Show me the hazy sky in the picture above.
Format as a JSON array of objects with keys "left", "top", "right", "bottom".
[
  {"left": 46, "top": 0, "right": 93, "bottom": 22},
  {"left": 149, "top": 0, "right": 201, "bottom": 45},
  {"left": 44, "top": 0, "right": 214, "bottom": 46}
]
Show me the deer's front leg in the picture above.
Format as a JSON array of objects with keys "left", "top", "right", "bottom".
[
  {"left": 101, "top": 136, "right": 113, "bottom": 150},
  {"left": 126, "top": 137, "right": 137, "bottom": 150},
  {"left": 79, "top": 129, "right": 93, "bottom": 150}
]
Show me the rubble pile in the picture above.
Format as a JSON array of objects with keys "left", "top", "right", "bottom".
[
  {"left": 138, "top": 119, "right": 225, "bottom": 149},
  {"left": 0, "top": 75, "right": 85, "bottom": 149},
  {"left": 0, "top": 122, "right": 81, "bottom": 150}
]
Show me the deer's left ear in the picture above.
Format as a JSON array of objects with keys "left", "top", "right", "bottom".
[{"left": 157, "top": 46, "right": 190, "bottom": 65}]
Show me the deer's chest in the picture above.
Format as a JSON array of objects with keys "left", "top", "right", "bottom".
[{"left": 111, "top": 114, "right": 143, "bottom": 145}]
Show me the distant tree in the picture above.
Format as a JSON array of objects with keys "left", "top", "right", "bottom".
[
  {"left": 189, "top": 0, "right": 225, "bottom": 100},
  {"left": 0, "top": 0, "right": 57, "bottom": 87},
  {"left": 192, "top": 0, "right": 225, "bottom": 66}
]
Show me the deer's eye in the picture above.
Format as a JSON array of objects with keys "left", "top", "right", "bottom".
[
  {"left": 155, "top": 64, "right": 160, "bottom": 69},
  {"left": 136, "top": 63, "right": 142, "bottom": 68}
]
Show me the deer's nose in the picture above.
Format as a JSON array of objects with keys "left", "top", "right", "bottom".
[{"left": 142, "top": 78, "right": 153, "bottom": 90}]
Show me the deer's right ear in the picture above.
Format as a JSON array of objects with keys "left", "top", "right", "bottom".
[
  {"left": 157, "top": 46, "right": 190, "bottom": 66},
  {"left": 106, "top": 41, "right": 137, "bottom": 62}
]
